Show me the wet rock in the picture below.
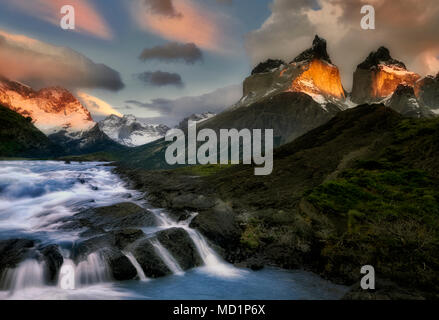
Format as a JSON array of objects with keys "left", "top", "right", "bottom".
[
  {"left": 74, "top": 228, "right": 145, "bottom": 260},
  {"left": 73, "top": 202, "right": 157, "bottom": 230},
  {"left": 132, "top": 239, "right": 171, "bottom": 278},
  {"left": 39, "top": 244, "right": 64, "bottom": 283},
  {"left": 79, "top": 226, "right": 106, "bottom": 238},
  {"left": 156, "top": 228, "right": 203, "bottom": 270},
  {"left": 0, "top": 239, "right": 35, "bottom": 275},
  {"left": 190, "top": 200, "right": 241, "bottom": 252},
  {"left": 100, "top": 248, "right": 137, "bottom": 281},
  {"left": 74, "top": 230, "right": 145, "bottom": 281},
  {"left": 112, "top": 229, "right": 145, "bottom": 250}
]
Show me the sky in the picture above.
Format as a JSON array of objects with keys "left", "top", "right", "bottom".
[{"left": 0, "top": 0, "right": 438, "bottom": 125}]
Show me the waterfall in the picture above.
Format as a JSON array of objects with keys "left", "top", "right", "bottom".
[
  {"left": 182, "top": 227, "right": 243, "bottom": 278},
  {"left": 75, "top": 252, "right": 111, "bottom": 286},
  {"left": 150, "top": 239, "right": 184, "bottom": 275},
  {"left": 0, "top": 259, "right": 46, "bottom": 292},
  {"left": 123, "top": 252, "right": 148, "bottom": 281}
]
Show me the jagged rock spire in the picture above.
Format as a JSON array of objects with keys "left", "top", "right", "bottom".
[
  {"left": 357, "top": 47, "right": 406, "bottom": 70},
  {"left": 251, "top": 59, "right": 285, "bottom": 75},
  {"left": 291, "top": 35, "right": 332, "bottom": 64}
]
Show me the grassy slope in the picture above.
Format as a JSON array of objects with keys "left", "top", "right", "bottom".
[
  {"left": 0, "top": 105, "right": 62, "bottom": 158},
  {"left": 199, "top": 104, "right": 439, "bottom": 296}
]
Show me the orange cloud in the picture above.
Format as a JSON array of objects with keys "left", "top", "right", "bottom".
[
  {"left": 77, "top": 92, "right": 123, "bottom": 117},
  {"left": 0, "top": 29, "right": 124, "bottom": 91},
  {"left": 133, "top": 0, "right": 226, "bottom": 52},
  {"left": 3, "top": 0, "right": 112, "bottom": 39}
]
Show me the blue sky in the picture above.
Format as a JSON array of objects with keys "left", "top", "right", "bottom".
[{"left": 0, "top": 0, "right": 272, "bottom": 122}]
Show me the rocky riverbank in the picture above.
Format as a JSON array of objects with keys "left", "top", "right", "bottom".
[{"left": 114, "top": 105, "right": 439, "bottom": 300}]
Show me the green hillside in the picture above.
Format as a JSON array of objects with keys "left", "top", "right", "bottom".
[{"left": 0, "top": 105, "right": 62, "bottom": 158}]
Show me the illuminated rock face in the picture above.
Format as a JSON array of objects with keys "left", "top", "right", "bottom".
[
  {"left": 352, "top": 65, "right": 420, "bottom": 103},
  {"left": 238, "top": 36, "right": 346, "bottom": 108},
  {"left": 0, "top": 78, "right": 95, "bottom": 135},
  {"left": 290, "top": 59, "right": 345, "bottom": 101},
  {"left": 351, "top": 47, "right": 421, "bottom": 104}
]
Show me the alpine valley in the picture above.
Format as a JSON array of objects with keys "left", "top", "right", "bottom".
[{"left": 1, "top": 35, "right": 439, "bottom": 300}]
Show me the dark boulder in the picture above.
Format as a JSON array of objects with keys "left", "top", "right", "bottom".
[
  {"left": 132, "top": 239, "right": 171, "bottom": 278},
  {"left": 156, "top": 228, "right": 203, "bottom": 270},
  {"left": 39, "top": 244, "right": 63, "bottom": 283},
  {"left": 72, "top": 202, "right": 157, "bottom": 230},
  {"left": 100, "top": 248, "right": 137, "bottom": 281},
  {"left": 190, "top": 201, "right": 241, "bottom": 252},
  {"left": 0, "top": 239, "right": 35, "bottom": 275}
]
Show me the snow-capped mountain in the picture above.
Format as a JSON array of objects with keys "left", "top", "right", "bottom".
[
  {"left": 99, "top": 114, "right": 170, "bottom": 147},
  {"left": 234, "top": 35, "right": 347, "bottom": 111},
  {"left": 0, "top": 78, "right": 95, "bottom": 136},
  {"left": 177, "top": 112, "right": 216, "bottom": 129},
  {"left": 351, "top": 47, "right": 421, "bottom": 104}
]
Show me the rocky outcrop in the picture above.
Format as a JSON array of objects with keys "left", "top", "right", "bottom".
[
  {"left": 131, "top": 239, "right": 172, "bottom": 278},
  {"left": 291, "top": 35, "right": 332, "bottom": 64},
  {"left": 351, "top": 47, "right": 421, "bottom": 104},
  {"left": 156, "top": 228, "right": 203, "bottom": 270},
  {"left": 238, "top": 35, "right": 346, "bottom": 109},
  {"left": 251, "top": 59, "right": 285, "bottom": 75},
  {"left": 388, "top": 85, "right": 435, "bottom": 118},
  {"left": 40, "top": 245, "right": 64, "bottom": 283},
  {"left": 415, "top": 73, "right": 439, "bottom": 111},
  {"left": 0, "top": 239, "right": 35, "bottom": 276},
  {"left": 0, "top": 239, "right": 65, "bottom": 286},
  {"left": 64, "top": 202, "right": 157, "bottom": 231},
  {"left": 73, "top": 229, "right": 146, "bottom": 281}
]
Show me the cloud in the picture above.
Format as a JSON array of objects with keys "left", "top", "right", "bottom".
[
  {"left": 0, "top": 29, "right": 124, "bottom": 91},
  {"left": 139, "top": 0, "right": 181, "bottom": 17},
  {"left": 139, "top": 42, "right": 203, "bottom": 64},
  {"left": 124, "top": 84, "right": 242, "bottom": 125},
  {"left": 1, "top": 0, "right": 112, "bottom": 39},
  {"left": 77, "top": 92, "right": 123, "bottom": 118},
  {"left": 136, "top": 71, "right": 184, "bottom": 87},
  {"left": 132, "top": 0, "right": 230, "bottom": 52},
  {"left": 245, "top": 0, "right": 439, "bottom": 89}
]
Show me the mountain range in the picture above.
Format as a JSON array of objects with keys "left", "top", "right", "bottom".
[{"left": 1, "top": 35, "right": 439, "bottom": 163}]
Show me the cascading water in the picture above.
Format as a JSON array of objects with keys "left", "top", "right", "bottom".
[
  {"left": 75, "top": 253, "right": 111, "bottom": 287},
  {"left": 0, "top": 260, "right": 46, "bottom": 292},
  {"left": 123, "top": 252, "right": 148, "bottom": 281},
  {"left": 0, "top": 161, "right": 348, "bottom": 300},
  {"left": 150, "top": 239, "right": 184, "bottom": 275}
]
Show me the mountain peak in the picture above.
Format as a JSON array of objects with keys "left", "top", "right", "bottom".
[
  {"left": 251, "top": 59, "right": 286, "bottom": 75},
  {"left": 291, "top": 35, "right": 332, "bottom": 64},
  {"left": 99, "top": 113, "right": 170, "bottom": 147},
  {"left": 358, "top": 46, "right": 407, "bottom": 70},
  {"left": 0, "top": 78, "right": 95, "bottom": 135}
]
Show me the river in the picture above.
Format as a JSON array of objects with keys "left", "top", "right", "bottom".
[{"left": 0, "top": 161, "right": 348, "bottom": 300}]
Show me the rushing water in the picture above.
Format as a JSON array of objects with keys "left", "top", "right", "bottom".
[{"left": 0, "top": 161, "right": 348, "bottom": 300}]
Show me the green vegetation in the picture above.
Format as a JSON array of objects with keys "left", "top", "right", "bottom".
[
  {"left": 306, "top": 162, "right": 439, "bottom": 292},
  {"left": 0, "top": 105, "right": 61, "bottom": 158},
  {"left": 176, "top": 163, "right": 233, "bottom": 177}
]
